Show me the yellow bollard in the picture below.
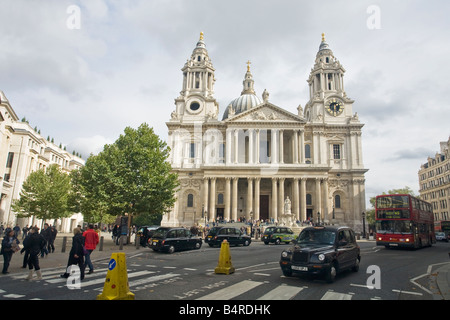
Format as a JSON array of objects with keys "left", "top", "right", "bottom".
[
  {"left": 97, "top": 252, "right": 135, "bottom": 300},
  {"left": 214, "top": 240, "right": 235, "bottom": 275}
]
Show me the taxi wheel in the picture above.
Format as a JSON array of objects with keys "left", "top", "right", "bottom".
[
  {"left": 352, "top": 257, "right": 360, "bottom": 272},
  {"left": 275, "top": 238, "right": 281, "bottom": 245},
  {"left": 167, "top": 245, "right": 175, "bottom": 254},
  {"left": 195, "top": 242, "right": 202, "bottom": 250}
]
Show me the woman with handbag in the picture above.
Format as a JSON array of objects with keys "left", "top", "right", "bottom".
[
  {"left": 1, "top": 228, "right": 20, "bottom": 274},
  {"left": 60, "top": 227, "right": 85, "bottom": 281}
]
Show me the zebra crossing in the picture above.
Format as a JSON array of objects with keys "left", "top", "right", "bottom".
[{"left": 6, "top": 264, "right": 372, "bottom": 300}]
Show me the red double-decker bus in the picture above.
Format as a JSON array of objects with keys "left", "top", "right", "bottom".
[{"left": 375, "top": 194, "right": 435, "bottom": 249}]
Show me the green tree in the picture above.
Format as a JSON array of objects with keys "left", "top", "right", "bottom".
[
  {"left": 12, "top": 164, "right": 72, "bottom": 227},
  {"left": 77, "top": 123, "right": 179, "bottom": 224}
]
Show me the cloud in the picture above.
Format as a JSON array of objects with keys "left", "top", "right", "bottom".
[{"left": 68, "top": 135, "right": 113, "bottom": 159}]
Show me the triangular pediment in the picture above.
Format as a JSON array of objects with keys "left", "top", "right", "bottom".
[{"left": 225, "top": 102, "right": 305, "bottom": 124}]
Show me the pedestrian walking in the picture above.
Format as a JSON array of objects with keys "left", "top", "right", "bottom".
[
  {"left": 20, "top": 232, "right": 30, "bottom": 268},
  {"left": 1, "top": 228, "right": 20, "bottom": 274},
  {"left": 48, "top": 225, "right": 57, "bottom": 253},
  {"left": 22, "top": 225, "right": 29, "bottom": 239},
  {"left": 40, "top": 223, "right": 51, "bottom": 257},
  {"left": 23, "top": 227, "right": 46, "bottom": 280},
  {"left": 60, "top": 227, "right": 85, "bottom": 280},
  {"left": 83, "top": 224, "right": 99, "bottom": 274}
]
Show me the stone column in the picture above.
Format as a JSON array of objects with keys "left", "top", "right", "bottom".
[
  {"left": 256, "top": 129, "right": 260, "bottom": 164},
  {"left": 249, "top": 129, "right": 254, "bottom": 164},
  {"left": 279, "top": 178, "right": 285, "bottom": 215},
  {"left": 322, "top": 178, "right": 329, "bottom": 223},
  {"left": 247, "top": 177, "right": 253, "bottom": 220},
  {"left": 209, "top": 177, "right": 216, "bottom": 222},
  {"left": 315, "top": 178, "right": 322, "bottom": 223},
  {"left": 234, "top": 129, "right": 239, "bottom": 164},
  {"left": 293, "top": 178, "right": 299, "bottom": 221},
  {"left": 279, "top": 130, "right": 284, "bottom": 164},
  {"left": 226, "top": 129, "right": 232, "bottom": 164},
  {"left": 225, "top": 177, "right": 231, "bottom": 221},
  {"left": 300, "top": 178, "right": 307, "bottom": 222},
  {"left": 299, "top": 129, "right": 305, "bottom": 164},
  {"left": 232, "top": 177, "right": 238, "bottom": 222},
  {"left": 254, "top": 178, "right": 261, "bottom": 221},
  {"left": 293, "top": 130, "right": 299, "bottom": 164},
  {"left": 272, "top": 178, "right": 278, "bottom": 222},
  {"left": 271, "top": 129, "right": 278, "bottom": 164},
  {"left": 203, "top": 178, "right": 209, "bottom": 221}
]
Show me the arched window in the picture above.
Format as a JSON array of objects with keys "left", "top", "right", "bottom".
[
  {"left": 218, "top": 193, "right": 224, "bottom": 205},
  {"left": 187, "top": 194, "right": 194, "bottom": 207},
  {"left": 305, "top": 144, "right": 311, "bottom": 159},
  {"left": 306, "top": 194, "right": 312, "bottom": 206},
  {"left": 334, "top": 195, "right": 341, "bottom": 208}
]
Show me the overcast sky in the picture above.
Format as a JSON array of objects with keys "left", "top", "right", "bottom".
[{"left": 1, "top": 0, "right": 449, "bottom": 209}]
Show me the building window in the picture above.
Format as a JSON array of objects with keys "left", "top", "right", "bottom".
[
  {"left": 335, "top": 195, "right": 341, "bottom": 208},
  {"left": 6, "top": 152, "right": 14, "bottom": 168},
  {"left": 187, "top": 194, "right": 194, "bottom": 207},
  {"left": 218, "top": 193, "right": 224, "bottom": 205},
  {"left": 305, "top": 144, "right": 311, "bottom": 159},
  {"left": 190, "top": 143, "right": 195, "bottom": 158},
  {"left": 306, "top": 194, "right": 312, "bottom": 206},
  {"left": 333, "top": 144, "right": 341, "bottom": 159}
]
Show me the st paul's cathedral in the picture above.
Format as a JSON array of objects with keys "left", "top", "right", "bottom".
[{"left": 161, "top": 33, "right": 368, "bottom": 232}]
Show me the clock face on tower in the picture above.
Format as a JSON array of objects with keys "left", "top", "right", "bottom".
[{"left": 326, "top": 98, "right": 344, "bottom": 116}]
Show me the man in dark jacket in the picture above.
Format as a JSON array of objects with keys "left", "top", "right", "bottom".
[
  {"left": 23, "top": 227, "right": 46, "bottom": 280},
  {"left": 40, "top": 223, "right": 51, "bottom": 257}
]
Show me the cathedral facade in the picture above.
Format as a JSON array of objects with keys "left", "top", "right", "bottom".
[{"left": 161, "top": 33, "right": 368, "bottom": 232}]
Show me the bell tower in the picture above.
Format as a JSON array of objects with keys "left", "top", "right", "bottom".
[
  {"left": 171, "top": 32, "right": 219, "bottom": 123},
  {"left": 304, "top": 34, "right": 354, "bottom": 123}
]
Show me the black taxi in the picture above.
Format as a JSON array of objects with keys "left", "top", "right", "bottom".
[
  {"left": 279, "top": 226, "right": 360, "bottom": 283},
  {"left": 149, "top": 227, "right": 202, "bottom": 254},
  {"left": 205, "top": 226, "right": 251, "bottom": 247}
]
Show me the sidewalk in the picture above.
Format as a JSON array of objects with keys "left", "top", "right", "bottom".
[{"left": 1, "top": 232, "right": 142, "bottom": 276}]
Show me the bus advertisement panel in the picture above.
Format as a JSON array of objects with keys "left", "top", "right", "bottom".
[{"left": 375, "top": 194, "right": 435, "bottom": 249}]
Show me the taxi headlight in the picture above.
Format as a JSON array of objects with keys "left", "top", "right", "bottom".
[
  {"left": 318, "top": 254, "right": 325, "bottom": 261},
  {"left": 281, "top": 251, "right": 289, "bottom": 258}
]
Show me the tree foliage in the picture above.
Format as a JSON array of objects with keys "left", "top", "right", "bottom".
[
  {"left": 76, "top": 123, "right": 179, "bottom": 224},
  {"left": 12, "top": 164, "right": 72, "bottom": 224}
]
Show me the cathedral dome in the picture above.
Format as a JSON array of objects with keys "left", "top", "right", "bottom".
[
  {"left": 222, "top": 93, "right": 262, "bottom": 120},
  {"left": 222, "top": 61, "right": 263, "bottom": 120}
]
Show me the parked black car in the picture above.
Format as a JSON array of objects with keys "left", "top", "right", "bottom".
[
  {"left": 205, "top": 226, "right": 251, "bottom": 247},
  {"left": 149, "top": 227, "right": 202, "bottom": 254},
  {"left": 279, "top": 226, "right": 360, "bottom": 283},
  {"left": 136, "top": 225, "right": 160, "bottom": 247}
]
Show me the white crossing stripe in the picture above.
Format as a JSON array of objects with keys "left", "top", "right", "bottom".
[
  {"left": 129, "top": 273, "right": 181, "bottom": 287},
  {"left": 257, "top": 285, "right": 305, "bottom": 300},
  {"left": 321, "top": 290, "right": 353, "bottom": 300},
  {"left": 197, "top": 280, "right": 263, "bottom": 300},
  {"left": 79, "top": 270, "right": 155, "bottom": 288},
  {"left": 3, "top": 294, "right": 26, "bottom": 299}
]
